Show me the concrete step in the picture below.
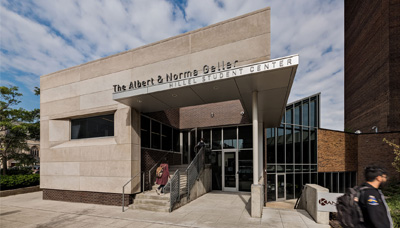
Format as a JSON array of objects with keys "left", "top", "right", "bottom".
[
  {"left": 131, "top": 204, "right": 170, "bottom": 212},
  {"left": 134, "top": 198, "right": 169, "bottom": 207},
  {"left": 135, "top": 191, "right": 170, "bottom": 200}
]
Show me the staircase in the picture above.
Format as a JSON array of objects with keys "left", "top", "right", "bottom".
[{"left": 130, "top": 164, "right": 189, "bottom": 212}]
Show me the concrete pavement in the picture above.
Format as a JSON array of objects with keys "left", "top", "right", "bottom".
[{"left": 0, "top": 191, "right": 329, "bottom": 228}]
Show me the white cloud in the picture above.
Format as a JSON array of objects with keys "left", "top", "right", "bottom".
[{"left": 0, "top": 0, "right": 345, "bottom": 130}]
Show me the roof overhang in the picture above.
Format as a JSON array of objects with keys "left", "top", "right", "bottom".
[{"left": 113, "top": 54, "right": 299, "bottom": 127}]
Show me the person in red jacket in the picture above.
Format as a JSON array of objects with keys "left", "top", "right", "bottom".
[{"left": 156, "top": 157, "right": 170, "bottom": 195}]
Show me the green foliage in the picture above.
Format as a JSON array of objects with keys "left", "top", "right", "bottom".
[
  {"left": 0, "top": 166, "right": 33, "bottom": 175},
  {"left": 0, "top": 86, "right": 40, "bottom": 175},
  {"left": 0, "top": 174, "right": 40, "bottom": 190},
  {"left": 383, "top": 138, "right": 400, "bottom": 173},
  {"left": 383, "top": 182, "right": 400, "bottom": 228}
]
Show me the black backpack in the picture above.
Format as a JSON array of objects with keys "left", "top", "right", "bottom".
[{"left": 336, "top": 186, "right": 370, "bottom": 228}]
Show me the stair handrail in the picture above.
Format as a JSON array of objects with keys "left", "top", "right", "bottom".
[
  {"left": 163, "top": 169, "right": 180, "bottom": 212},
  {"left": 185, "top": 146, "right": 206, "bottom": 199},
  {"left": 122, "top": 171, "right": 143, "bottom": 212},
  {"left": 148, "top": 151, "right": 171, "bottom": 191}
]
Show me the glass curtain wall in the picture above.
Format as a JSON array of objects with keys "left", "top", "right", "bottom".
[{"left": 266, "top": 94, "right": 320, "bottom": 201}]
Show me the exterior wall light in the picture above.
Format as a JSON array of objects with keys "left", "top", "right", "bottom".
[
  {"left": 211, "top": 112, "right": 214, "bottom": 118},
  {"left": 240, "top": 111, "right": 244, "bottom": 116},
  {"left": 372, "top": 126, "right": 378, "bottom": 133},
  {"left": 354, "top": 130, "right": 362, "bottom": 134}
]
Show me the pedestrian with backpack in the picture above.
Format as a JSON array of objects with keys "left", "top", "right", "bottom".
[
  {"left": 156, "top": 157, "right": 170, "bottom": 195},
  {"left": 358, "top": 166, "right": 393, "bottom": 228},
  {"left": 336, "top": 166, "right": 393, "bottom": 228}
]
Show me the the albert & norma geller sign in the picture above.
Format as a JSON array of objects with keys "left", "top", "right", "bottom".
[
  {"left": 113, "top": 60, "right": 239, "bottom": 93},
  {"left": 112, "top": 55, "right": 299, "bottom": 99}
]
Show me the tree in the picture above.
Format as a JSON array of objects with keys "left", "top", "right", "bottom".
[
  {"left": 0, "top": 86, "right": 40, "bottom": 175},
  {"left": 383, "top": 138, "right": 400, "bottom": 173}
]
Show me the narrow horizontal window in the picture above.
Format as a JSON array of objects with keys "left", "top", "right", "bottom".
[{"left": 71, "top": 114, "right": 114, "bottom": 139}]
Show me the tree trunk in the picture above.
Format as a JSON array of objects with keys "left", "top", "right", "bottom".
[{"left": 2, "top": 156, "right": 7, "bottom": 175}]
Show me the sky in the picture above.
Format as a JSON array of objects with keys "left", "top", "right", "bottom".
[{"left": 0, "top": 0, "right": 344, "bottom": 130}]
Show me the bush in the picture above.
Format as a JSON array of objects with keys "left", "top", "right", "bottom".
[
  {"left": 0, "top": 174, "right": 40, "bottom": 191},
  {"left": 0, "top": 166, "right": 33, "bottom": 175},
  {"left": 383, "top": 182, "right": 400, "bottom": 228}
]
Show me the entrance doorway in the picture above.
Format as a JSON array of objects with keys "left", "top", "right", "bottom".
[
  {"left": 222, "top": 149, "right": 238, "bottom": 191},
  {"left": 276, "top": 174, "right": 286, "bottom": 200}
]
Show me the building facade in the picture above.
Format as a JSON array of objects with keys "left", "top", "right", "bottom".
[{"left": 39, "top": 3, "right": 399, "bottom": 212}]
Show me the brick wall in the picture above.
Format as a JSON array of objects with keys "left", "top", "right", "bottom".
[
  {"left": 357, "top": 132, "right": 400, "bottom": 184},
  {"left": 43, "top": 189, "right": 132, "bottom": 206},
  {"left": 345, "top": 0, "right": 400, "bottom": 132},
  {"left": 318, "top": 129, "right": 358, "bottom": 172},
  {"left": 144, "top": 108, "right": 180, "bottom": 129},
  {"left": 180, "top": 100, "right": 250, "bottom": 129}
]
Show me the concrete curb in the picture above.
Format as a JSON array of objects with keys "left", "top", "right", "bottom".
[{"left": 0, "top": 186, "right": 41, "bottom": 197}]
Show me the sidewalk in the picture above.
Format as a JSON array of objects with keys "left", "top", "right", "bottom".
[{"left": 0, "top": 191, "right": 329, "bottom": 228}]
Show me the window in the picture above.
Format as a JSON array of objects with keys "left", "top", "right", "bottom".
[
  {"left": 71, "top": 114, "right": 114, "bottom": 139},
  {"left": 295, "top": 103, "right": 301, "bottom": 125},
  {"left": 238, "top": 126, "right": 252, "bottom": 149},
  {"left": 162, "top": 125, "right": 172, "bottom": 151},
  {"left": 285, "top": 127, "right": 293, "bottom": 163},
  {"left": 286, "top": 107, "right": 293, "bottom": 124},
  {"left": 30, "top": 146, "right": 39, "bottom": 157},
  {"left": 212, "top": 128, "right": 222, "bottom": 150},
  {"left": 141, "top": 115, "right": 180, "bottom": 153},
  {"left": 223, "top": 127, "right": 237, "bottom": 149},
  {"left": 277, "top": 128, "right": 285, "bottom": 163},
  {"left": 267, "top": 128, "right": 275, "bottom": 163},
  {"left": 141, "top": 116, "right": 150, "bottom": 148},
  {"left": 303, "top": 101, "right": 309, "bottom": 126},
  {"left": 151, "top": 121, "right": 161, "bottom": 149}
]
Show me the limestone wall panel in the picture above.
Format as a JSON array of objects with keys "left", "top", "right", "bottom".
[
  {"left": 129, "top": 55, "right": 191, "bottom": 83},
  {"left": 190, "top": 9, "right": 270, "bottom": 53},
  {"left": 114, "top": 108, "right": 131, "bottom": 144},
  {"left": 132, "top": 144, "right": 140, "bottom": 161},
  {"left": 79, "top": 176, "right": 131, "bottom": 193},
  {"left": 79, "top": 89, "right": 118, "bottom": 110},
  {"left": 49, "top": 120, "right": 70, "bottom": 142},
  {"left": 189, "top": 34, "right": 270, "bottom": 72},
  {"left": 40, "top": 175, "right": 80, "bottom": 190},
  {"left": 80, "top": 52, "right": 133, "bottom": 81},
  {"left": 79, "top": 161, "right": 108, "bottom": 176},
  {"left": 131, "top": 35, "right": 190, "bottom": 69},
  {"left": 41, "top": 82, "right": 80, "bottom": 103},
  {"left": 63, "top": 162, "right": 80, "bottom": 176},
  {"left": 131, "top": 109, "right": 141, "bottom": 145},
  {"left": 108, "top": 161, "right": 132, "bottom": 177},
  {"left": 40, "top": 120, "right": 49, "bottom": 149},
  {"left": 41, "top": 97, "right": 80, "bottom": 117},
  {"left": 41, "top": 162, "right": 63, "bottom": 176},
  {"left": 40, "top": 67, "right": 80, "bottom": 90},
  {"left": 79, "top": 69, "right": 131, "bottom": 96}
]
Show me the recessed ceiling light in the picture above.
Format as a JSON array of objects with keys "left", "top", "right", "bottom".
[
  {"left": 172, "top": 94, "right": 178, "bottom": 97},
  {"left": 213, "top": 86, "right": 219, "bottom": 90},
  {"left": 137, "top": 99, "right": 142, "bottom": 103}
]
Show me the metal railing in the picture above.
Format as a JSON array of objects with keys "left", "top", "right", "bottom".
[
  {"left": 185, "top": 146, "right": 206, "bottom": 199},
  {"left": 164, "top": 169, "right": 180, "bottom": 212},
  {"left": 148, "top": 151, "right": 171, "bottom": 191},
  {"left": 122, "top": 171, "right": 144, "bottom": 212}
]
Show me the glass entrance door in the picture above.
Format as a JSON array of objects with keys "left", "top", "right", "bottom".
[
  {"left": 222, "top": 150, "right": 238, "bottom": 191},
  {"left": 276, "top": 174, "right": 286, "bottom": 200}
]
